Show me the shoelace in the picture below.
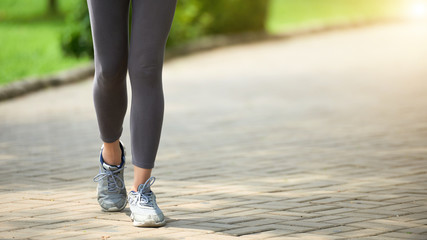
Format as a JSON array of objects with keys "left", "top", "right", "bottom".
[
  {"left": 93, "top": 167, "right": 125, "bottom": 192},
  {"left": 134, "top": 176, "right": 156, "bottom": 207}
]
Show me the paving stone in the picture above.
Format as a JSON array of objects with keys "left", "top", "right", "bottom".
[
  {"left": 378, "top": 231, "right": 427, "bottom": 239},
  {"left": 240, "top": 229, "right": 294, "bottom": 239},
  {"left": 223, "top": 225, "right": 277, "bottom": 236},
  {"left": 325, "top": 216, "right": 370, "bottom": 225},
  {"left": 333, "top": 229, "right": 389, "bottom": 238},
  {"left": 285, "top": 233, "right": 346, "bottom": 239},
  {"left": 397, "top": 226, "right": 427, "bottom": 234},
  {"left": 348, "top": 221, "right": 407, "bottom": 232},
  {"left": 307, "top": 225, "right": 360, "bottom": 235}
]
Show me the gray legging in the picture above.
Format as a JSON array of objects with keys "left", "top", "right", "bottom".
[{"left": 87, "top": 0, "right": 177, "bottom": 169}]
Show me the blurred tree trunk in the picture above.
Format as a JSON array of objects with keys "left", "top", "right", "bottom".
[{"left": 48, "top": 0, "right": 58, "bottom": 14}]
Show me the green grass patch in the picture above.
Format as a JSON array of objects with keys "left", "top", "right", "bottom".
[
  {"left": 0, "top": 0, "right": 90, "bottom": 86},
  {"left": 0, "top": 20, "right": 91, "bottom": 86},
  {"left": 0, "top": 0, "right": 78, "bottom": 20},
  {"left": 267, "top": 0, "right": 405, "bottom": 33}
]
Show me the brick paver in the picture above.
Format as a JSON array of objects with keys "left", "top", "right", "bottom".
[{"left": 1, "top": 20, "right": 427, "bottom": 239}]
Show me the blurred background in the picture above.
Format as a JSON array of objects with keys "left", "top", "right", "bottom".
[{"left": 1, "top": 0, "right": 425, "bottom": 87}]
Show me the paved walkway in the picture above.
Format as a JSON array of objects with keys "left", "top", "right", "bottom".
[{"left": 1, "top": 20, "right": 427, "bottom": 240}]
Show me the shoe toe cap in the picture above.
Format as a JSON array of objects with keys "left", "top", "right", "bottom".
[
  {"left": 133, "top": 208, "right": 164, "bottom": 223},
  {"left": 99, "top": 197, "right": 127, "bottom": 211}
]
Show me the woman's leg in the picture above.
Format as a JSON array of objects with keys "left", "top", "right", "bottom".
[
  {"left": 88, "top": 0, "right": 130, "bottom": 165},
  {"left": 88, "top": 0, "right": 131, "bottom": 212},
  {"left": 128, "top": 0, "right": 177, "bottom": 188}
]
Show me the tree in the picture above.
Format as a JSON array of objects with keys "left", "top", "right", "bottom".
[{"left": 48, "top": 0, "right": 58, "bottom": 15}]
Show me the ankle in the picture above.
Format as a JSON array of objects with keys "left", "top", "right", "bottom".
[
  {"left": 102, "top": 153, "right": 122, "bottom": 166},
  {"left": 102, "top": 140, "right": 123, "bottom": 166}
]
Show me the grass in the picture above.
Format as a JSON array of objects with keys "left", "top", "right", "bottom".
[
  {"left": 267, "top": 0, "right": 405, "bottom": 33},
  {"left": 0, "top": 0, "right": 91, "bottom": 86},
  {"left": 0, "top": 0, "right": 406, "bottom": 86},
  {"left": 0, "top": 19, "right": 91, "bottom": 86}
]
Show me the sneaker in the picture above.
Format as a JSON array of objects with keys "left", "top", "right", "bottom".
[
  {"left": 93, "top": 140, "right": 127, "bottom": 212},
  {"left": 127, "top": 176, "right": 166, "bottom": 227}
]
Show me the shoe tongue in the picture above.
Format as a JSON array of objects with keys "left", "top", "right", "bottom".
[{"left": 102, "top": 162, "right": 119, "bottom": 171}]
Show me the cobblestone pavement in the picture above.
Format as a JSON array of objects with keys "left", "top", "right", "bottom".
[{"left": 1, "top": 20, "right": 427, "bottom": 240}]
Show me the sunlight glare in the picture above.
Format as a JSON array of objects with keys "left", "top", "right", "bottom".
[{"left": 408, "top": 0, "right": 427, "bottom": 19}]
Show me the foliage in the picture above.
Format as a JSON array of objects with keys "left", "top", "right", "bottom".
[
  {"left": 60, "top": 0, "right": 93, "bottom": 58},
  {"left": 59, "top": 0, "right": 270, "bottom": 56},
  {"left": 0, "top": 0, "right": 91, "bottom": 86},
  {"left": 167, "top": 0, "right": 270, "bottom": 47},
  {"left": 166, "top": 0, "right": 208, "bottom": 47}
]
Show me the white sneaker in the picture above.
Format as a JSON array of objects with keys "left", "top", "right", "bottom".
[{"left": 127, "top": 176, "right": 166, "bottom": 227}]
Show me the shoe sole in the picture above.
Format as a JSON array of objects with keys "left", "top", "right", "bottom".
[
  {"left": 101, "top": 202, "right": 127, "bottom": 212},
  {"left": 130, "top": 213, "right": 166, "bottom": 227}
]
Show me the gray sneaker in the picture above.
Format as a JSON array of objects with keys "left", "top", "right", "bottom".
[
  {"left": 93, "top": 140, "right": 127, "bottom": 212},
  {"left": 127, "top": 177, "right": 166, "bottom": 227}
]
